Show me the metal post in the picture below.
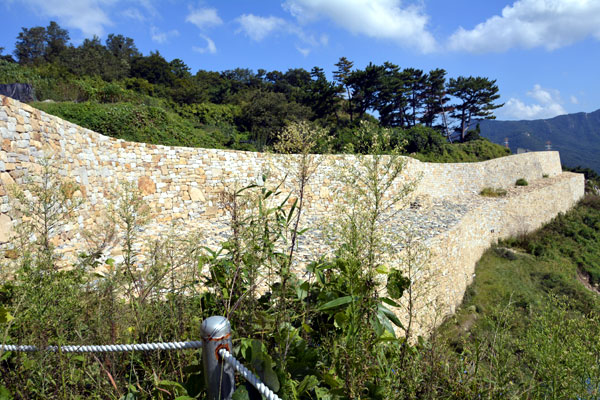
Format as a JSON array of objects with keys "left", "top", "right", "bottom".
[{"left": 201, "top": 316, "right": 235, "bottom": 400}]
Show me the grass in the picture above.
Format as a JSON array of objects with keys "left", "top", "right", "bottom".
[
  {"left": 460, "top": 194, "right": 600, "bottom": 314},
  {"left": 437, "top": 194, "right": 600, "bottom": 398},
  {"left": 479, "top": 187, "right": 507, "bottom": 197}
]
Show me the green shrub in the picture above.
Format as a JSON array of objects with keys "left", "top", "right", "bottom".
[
  {"left": 32, "top": 101, "right": 225, "bottom": 148},
  {"left": 176, "top": 102, "right": 241, "bottom": 126},
  {"left": 480, "top": 187, "right": 507, "bottom": 197},
  {"left": 413, "top": 138, "right": 511, "bottom": 163},
  {"left": 515, "top": 178, "right": 528, "bottom": 186},
  {"left": 398, "top": 125, "right": 446, "bottom": 154}
]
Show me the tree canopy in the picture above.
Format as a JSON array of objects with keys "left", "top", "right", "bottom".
[{"left": 4, "top": 22, "right": 508, "bottom": 152}]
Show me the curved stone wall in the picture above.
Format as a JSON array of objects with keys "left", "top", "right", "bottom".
[{"left": 0, "top": 95, "right": 585, "bottom": 334}]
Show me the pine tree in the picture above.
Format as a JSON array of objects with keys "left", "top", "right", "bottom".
[{"left": 448, "top": 76, "right": 503, "bottom": 141}]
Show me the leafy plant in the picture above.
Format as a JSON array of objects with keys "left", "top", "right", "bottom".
[{"left": 515, "top": 178, "right": 528, "bottom": 186}]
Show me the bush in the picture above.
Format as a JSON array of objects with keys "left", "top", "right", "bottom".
[
  {"left": 413, "top": 138, "right": 511, "bottom": 163},
  {"left": 32, "top": 101, "right": 225, "bottom": 148},
  {"left": 480, "top": 187, "right": 507, "bottom": 197},
  {"left": 515, "top": 178, "right": 528, "bottom": 186},
  {"left": 399, "top": 125, "right": 446, "bottom": 154}
]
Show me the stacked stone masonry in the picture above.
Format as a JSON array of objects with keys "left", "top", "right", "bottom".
[{"left": 0, "top": 95, "right": 585, "bottom": 336}]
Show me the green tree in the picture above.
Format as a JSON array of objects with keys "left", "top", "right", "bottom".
[
  {"left": 347, "top": 62, "right": 383, "bottom": 120},
  {"left": 194, "top": 69, "right": 226, "bottom": 103},
  {"left": 376, "top": 62, "right": 407, "bottom": 128},
  {"left": 62, "top": 36, "right": 126, "bottom": 80},
  {"left": 44, "top": 21, "right": 69, "bottom": 62},
  {"left": 402, "top": 67, "right": 426, "bottom": 127},
  {"left": 448, "top": 76, "right": 503, "bottom": 141},
  {"left": 420, "top": 68, "right": 449, "bottom": 128},
  {"left": 130, "top": 51, "right": 175, "bottom": 86},
  {"left": 0, "top": 47, "right": 15, "bottom": 63},
  {"left": 307, "top": 66, "right": 339, "bottom": 121},
  {"left": 105, "top": 33, "right": 140, "bottom": 61},
  {"left": 333, "top": 56, "right": 355, "bottom": 122},
  {"left": 14, "top": 26, "right": 47, "bottom": 64},
  {"left": 169, "top": 58, "right": 191, "bottom": 79},
  {"left": 14, "top": 22, "right": 69, "bottom": 65},
  {"left": 237, "top": 90, "right": 312, "bottom": 150}
]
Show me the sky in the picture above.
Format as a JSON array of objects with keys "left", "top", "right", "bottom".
[{"left": 2, "top": 0, "right": 600, "bottom": 120}]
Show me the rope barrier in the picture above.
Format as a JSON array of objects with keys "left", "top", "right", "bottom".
[
  {"left": 0, "top": 341, "right": 203, "bottom": 353},
  {"left": 219, "top": 348, "right": 282, "bottom": 400},
  {"left": 3, "top": 342, "right": 283, "bottom": 399},
  {"left": 2, "top": 316, "right": 282, "bottom": 400}
]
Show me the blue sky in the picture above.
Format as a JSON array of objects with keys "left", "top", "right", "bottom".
[{"left": 2, "top": 0, "right": 600, "bottom": 120}]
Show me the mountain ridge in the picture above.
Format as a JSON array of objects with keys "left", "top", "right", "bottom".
[{"left": 477, "top": 109, "right": 600, "bottom": 173}]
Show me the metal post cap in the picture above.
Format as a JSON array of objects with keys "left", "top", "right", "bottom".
[{"left": 201, "top": 316, "right": 231, "bottom": 339}]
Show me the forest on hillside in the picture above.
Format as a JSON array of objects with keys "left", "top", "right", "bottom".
[{"left": 0, "top": 21, "right": 508, "bottom": 160}]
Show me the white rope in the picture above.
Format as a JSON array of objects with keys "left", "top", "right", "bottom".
[
  {"left": 3, "top": 341, "right": 282, "bottom": 399},
  {"left": 0, "top": 341, "right": 203, "bottom": 353},
  {"left": 218, "top": 348, "right": 281, "bottom": 400}
]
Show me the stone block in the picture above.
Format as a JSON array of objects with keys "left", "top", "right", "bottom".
[
  {"left": 138, "top": 176, "right": 156, "bottom": 195},
  {"left": 0, "top": 214, "right": 12, "bottom": 243},
  {"left": 189, "top": 187, "right": 206, "bottom": 202}
]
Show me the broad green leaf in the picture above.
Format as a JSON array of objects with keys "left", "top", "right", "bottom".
[
  {"left": 0, "top": 385, "right": 12, "bottom": 400},
  {"left": 318, "top": 296, "right": 354, "bottom": 311},
  {"left": 314, "top": 386, "right": 333, "bottom": 400},
  {"left": 381, "top": 297, "right": 401, "bottom": 308},
  {"left": 231, "top": 386, "right": 250, "bottom": 400},
  {"left": 375, "top": 264, "right": 390, "bottom": 274},
  {"left": 296, "top": 281, "right": 309, "bottom": 300},
  {"left": 378, "top": 304, "right": 404, "bottom": 329},
  {"left": 72, "top": 355, "right": 85, "bottom": 363},
  {"left": 334, "top": 312, "right": 348, "bottom": 329},
  {"left": 322, "top": 372, "right": 343, "bottom": 389},
  {"left": 262, "top": 365, "right": 280, "bottom": 392},
  {"left": 0, "top": 306, "right": 13, "bottom": 324},
  {"left": 286, "top": 198, "right": 298, "bottom": 223},
  {"left": 372, "top": 314, "right": 384, "bottom": 337},
  {"left": 158, "top": 380, "right": 187, "bottom": 393},
  {"left": 297, "top": 375, "right": 319, "bottom": 394},
  {"left": 302, "top": 323, "right": 314, "bottom": 333}
]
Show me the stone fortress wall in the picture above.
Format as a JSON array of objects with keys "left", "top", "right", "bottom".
[{"left": 0, "top": 95, "right": 585, "bottom": 335}]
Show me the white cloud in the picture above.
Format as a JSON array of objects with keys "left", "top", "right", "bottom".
[
  {"left": 527, "top": 84, "right": 557, "bottom": 104},
  {"left": 121, "top": 8, "right": 145, "bottom": 22},
  {"left": 14, "top": 0, "right": 116, "bottom": 36},
  {"left": 283, "top": 0, "right": 437, "bottom": 53},
  {"left": 448, "top": 0, "right": 600, "bottom": 53},
  {"left": 570, "top": 95, "right": 579, "bottom": 104},
  {"left": 192, "top": 35, "right": 217, "bottom": 54},
  {"left": 236, "top": 14, "right": 288, "bottom": 41},
  {"left": 186, "top": 7, "right": 223, "bottom": 30},
  {"left": 319, "top": 34, "right": 329, "bottom": 46},
  {"left": 150, "top": 26, "right": 179, "bottom": 44},
  {"left": 133, "top": 0, "right": 158, "bottom": 18},
  {"left": 235, "top": 13, "right": 329, "bottom": 55},
  {"left": 296, "top": 46, "right": 310, "bottom": 56},
  {"left": 501, "top": 84, "right": 567, "bottom": 120}
]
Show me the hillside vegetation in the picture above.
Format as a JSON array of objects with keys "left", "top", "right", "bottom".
[{"left": 1, "top": 20, "right": 510, "bottom": 161}]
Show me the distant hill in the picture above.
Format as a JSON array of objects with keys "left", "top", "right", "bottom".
[{"left": 477, "top": 110, "right": 600, "bottom": 173}]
